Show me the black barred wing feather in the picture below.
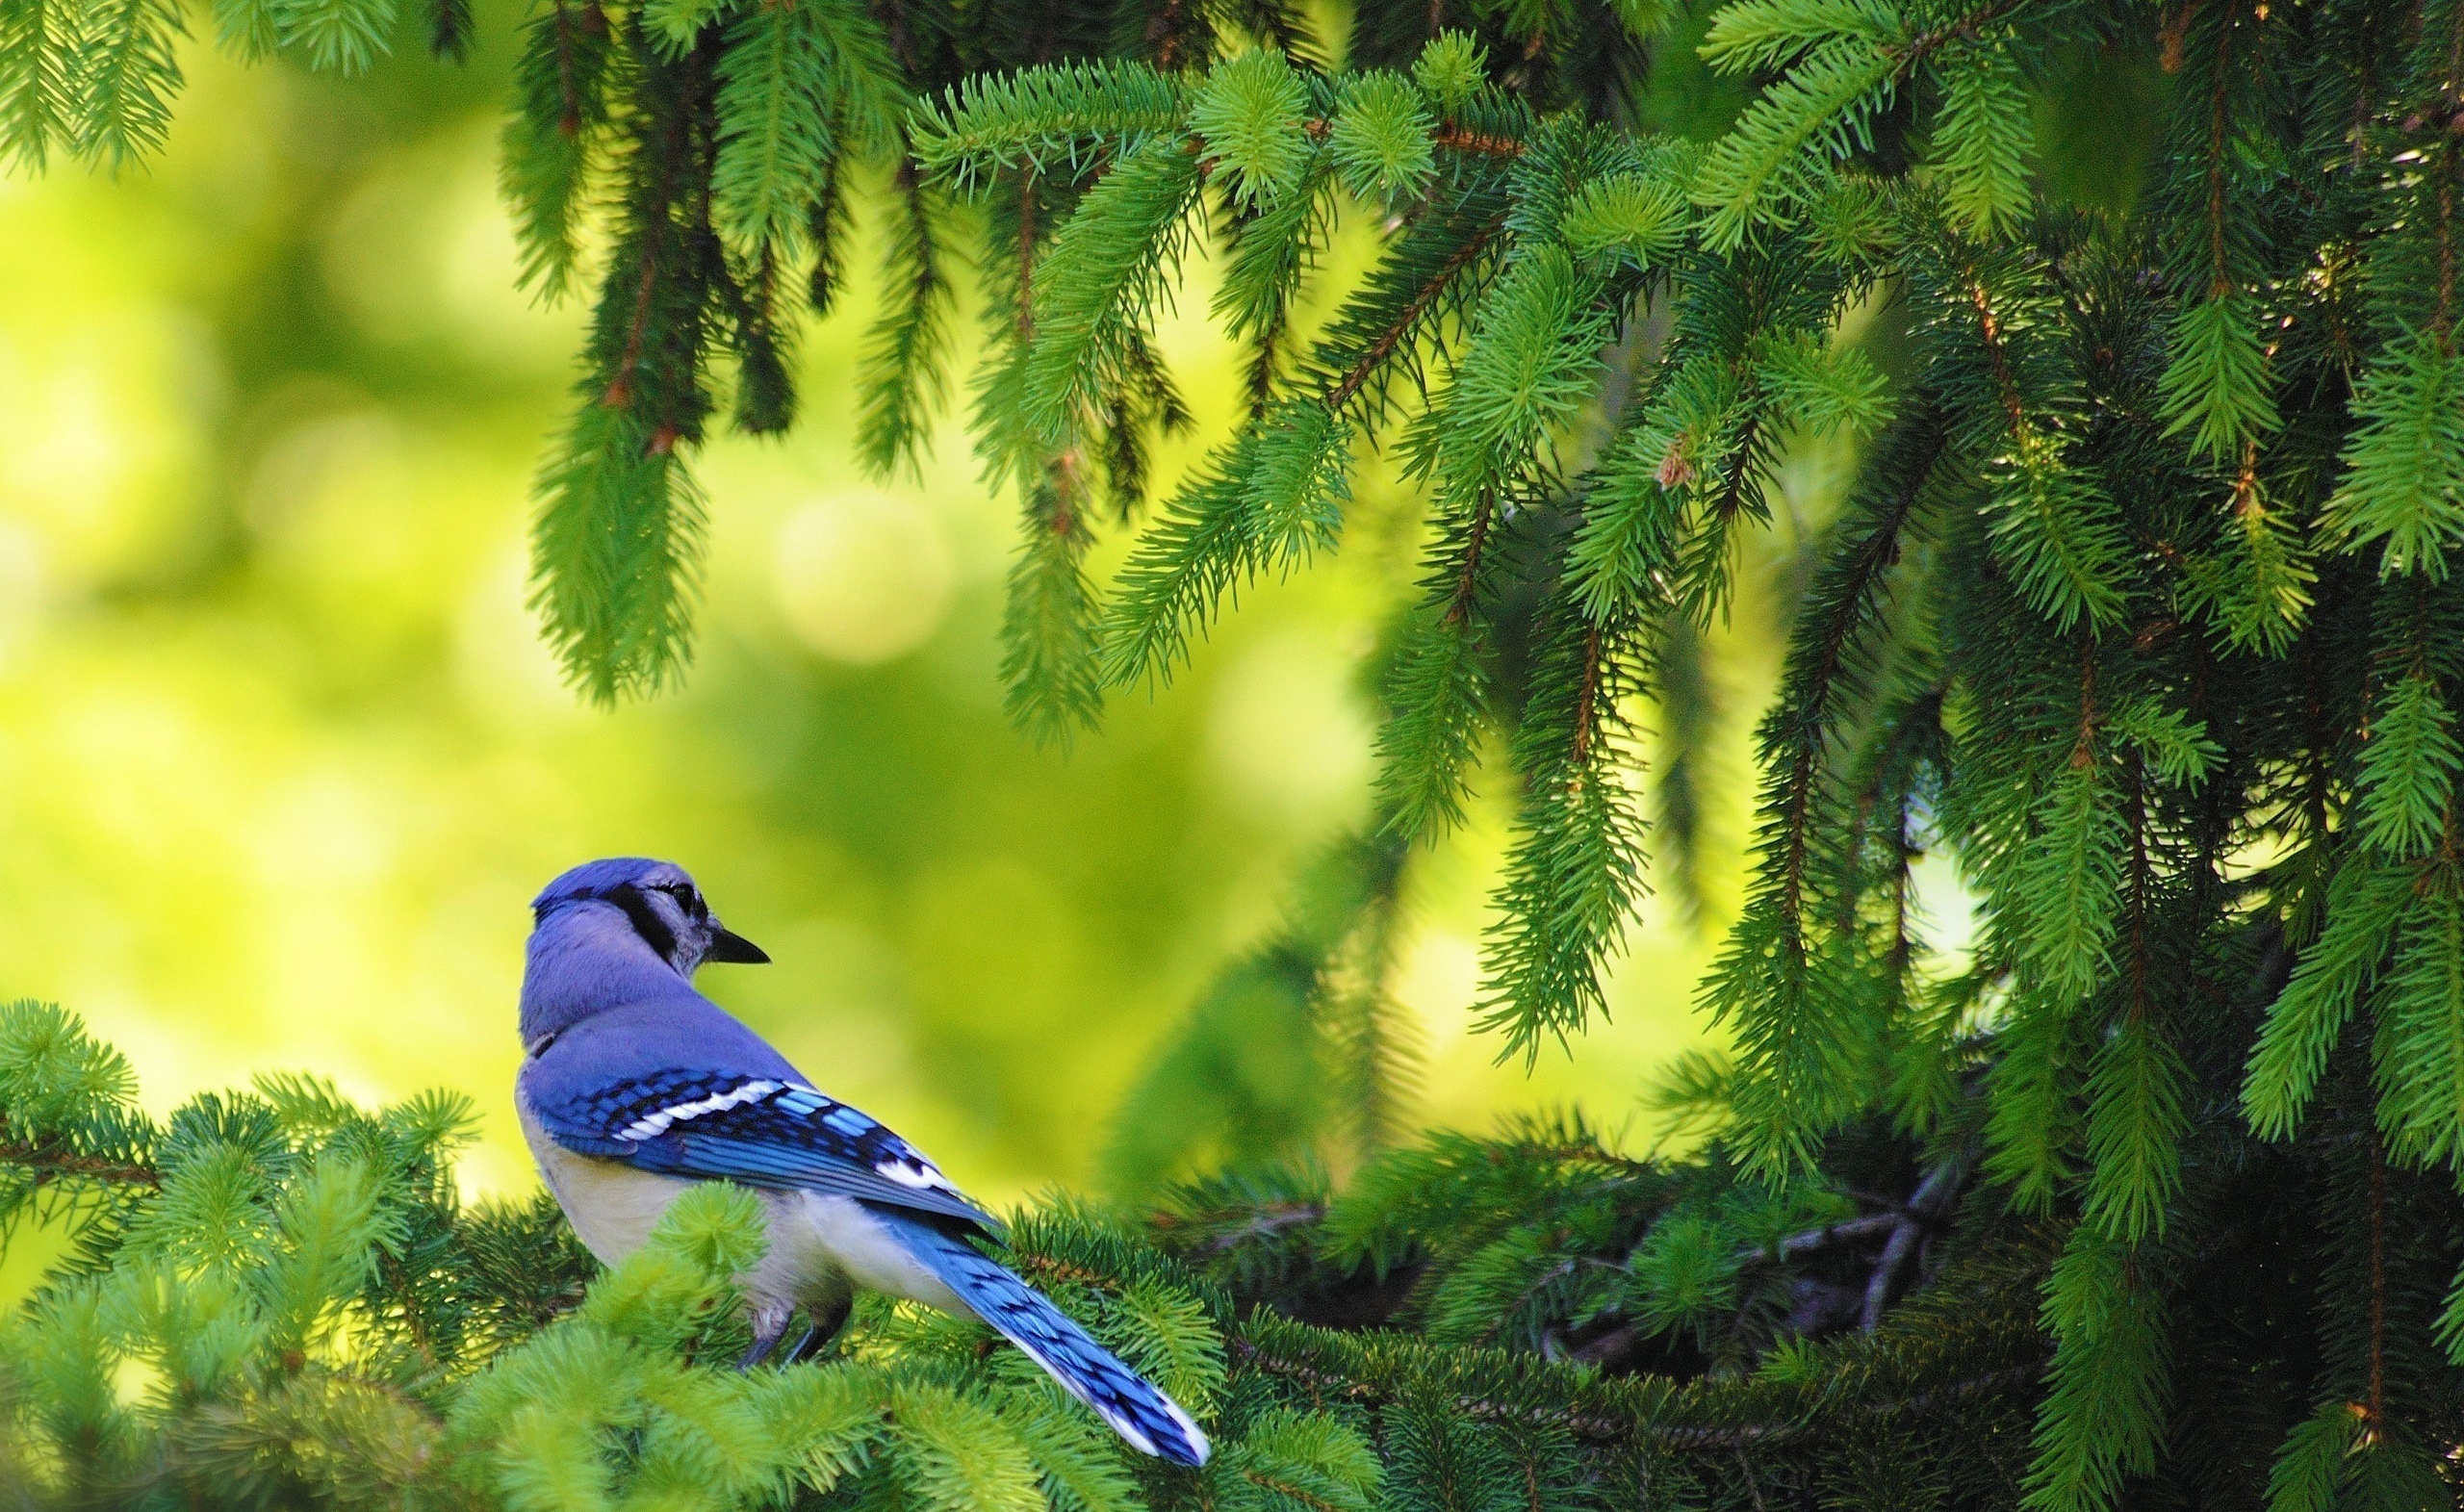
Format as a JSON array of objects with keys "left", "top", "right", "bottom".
[{"left": 529, "top": 1069, "right": 995, "bottom": 1229}]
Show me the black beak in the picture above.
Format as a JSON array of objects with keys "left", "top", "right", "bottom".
[{"left": 705, "top": 927, "right": 771, "bottom": 964}]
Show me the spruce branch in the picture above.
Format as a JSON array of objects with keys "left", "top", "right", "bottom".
[
  {"left": 427, "top": 0, "right": 469, "bottom": 60},
  {"left": 858, "top": 152, "right": 958, "bottom": 478},
  {"left": 1095, "top": 198, "right": 1511, "bottom": 702},
  {"left": 1000, "top": 465, "right": 1106, "bottom": 745},
  {"left": 2022, "top": 1228, "right": 2169, "bottom": 1512},
  {"left": 0, "top": 1119, "right": 158, "bottom": 1190},
  {"left": 0, "top": 0, "right": 85, "bottom": 167},
  {"left": 1475, "top": 604, "right": 1651, "bottom": 1061},
  {"left": 1229, "top": 1299, "right": 2045, "bottom": 1451},
  {"left": 2321, "top": 333, "right": 2464, "bottom": 579},
  {"left": 911, "top": 60, "right": 1186, "bottom": 195},
  {"left": 1318, "top": 207, "right": 1509, "bottom": 420},
  {"left": 270, "top": 0, "right": 397, "bottom": 75},
  {"left": 528, "top": 23, "right": 725, "bottom": 704},
  {"left": 1707, "top": 405, "right": 1948, "bottom": 1174},
  {"left": 71, "top": 0, "right": 184, "bottom": 169},
  {"left": 1019, "top": 134, "right": 1203, "bottom": 449},
  {"left": 707, "top": 0, "right": 898, "bottom": 256},
  {"left": 501, "top": 0, "right": 616, "bottom": 300}
]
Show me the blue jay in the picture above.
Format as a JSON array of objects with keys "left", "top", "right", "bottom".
[{"left": 514, "top": 857, "right": 1209, "bottom": 1466}]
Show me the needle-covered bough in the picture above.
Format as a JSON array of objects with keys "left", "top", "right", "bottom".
[{"left": 12, "top": 0, "right": 2464, "bottom": 1501}]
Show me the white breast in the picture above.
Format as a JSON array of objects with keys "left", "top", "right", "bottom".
[{"left": 518, "top": 1092, "right": 699, "bottom": 1268}]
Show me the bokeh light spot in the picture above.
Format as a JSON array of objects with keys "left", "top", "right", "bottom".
[
  {"left": 773, "top": 491, "right": 955, "bottom": 665},
  {"left": 1204, "top": 627, "right": 1373, "bottom": 826}
]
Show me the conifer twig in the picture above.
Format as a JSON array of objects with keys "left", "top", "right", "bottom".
[
  {"left": 1226, "top": 1333, "right": 2046, "bottom": 1448},
  {"left": 0, "top": 1118, "right": 158, "bottom": 1188},
  {"left": 1323, "top": 213, "right": 1508, "bottom": 415}
]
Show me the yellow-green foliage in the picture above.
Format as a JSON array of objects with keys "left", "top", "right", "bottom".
[
  {"left": 3, "top": 1003, "right": 2066, "bottom": 1512},
  {"left": 0, "top": 1004, "right": 1344, "bottom": 1512},
  {"left": 20, "top": 0, "right": 2464, "bottom": 1506}
]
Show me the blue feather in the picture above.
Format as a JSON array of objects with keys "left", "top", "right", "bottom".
[
  {"left": 526, "top": 1053, "right": 996, "bottom": 1228},
  {"left": 879, "top": 1214, "right": 1212, "bottom": 1467}
]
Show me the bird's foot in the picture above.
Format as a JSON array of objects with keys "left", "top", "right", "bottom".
[
  {"left": 738, "top": 1295, "right": 852, "bottom": 1371},
  {"left": 737, "top": 1330, "right": 785, "bottom": 1371},
  {"left": 783, "top": 1294, "right": 854, "bottom": 1364},
  {"left": 737, "top": 1305, "right": 797, "bottom": 1371}
]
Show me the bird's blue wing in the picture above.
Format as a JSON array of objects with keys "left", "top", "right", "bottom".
[{"left": 525, "top": 1066, "right": 995, "bottom": 1229}]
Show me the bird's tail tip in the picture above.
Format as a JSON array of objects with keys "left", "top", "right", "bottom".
[
  {"left": 1050, "top": 1349, "right": 1210, "bottom": 1466},
  {"left": 1136, "top": 1395, "right": 1211, "bottom": 1467},
  {"left": 898, "top": 1222, "right": 1214, "bottom": 1466}
]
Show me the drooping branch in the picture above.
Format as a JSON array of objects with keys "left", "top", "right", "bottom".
[{"left": 1323, "top": 213, "right": 1509, "bottom": 416}]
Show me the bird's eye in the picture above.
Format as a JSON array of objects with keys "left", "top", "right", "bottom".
[{"left": 651, "top": 882, "right": 708, "bottom": 920}]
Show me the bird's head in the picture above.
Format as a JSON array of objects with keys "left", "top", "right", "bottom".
[{"left": 530, "top": 858, "right": 771, "bottom": 977}]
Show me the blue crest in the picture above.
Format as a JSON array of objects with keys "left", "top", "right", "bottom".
[{"left": 532, "top": 857, "right": 695, "bottom": 913}]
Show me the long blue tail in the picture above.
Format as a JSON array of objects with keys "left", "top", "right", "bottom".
[{"left": 884, "top": 1215, "right": 1211, "bottom": 1466}]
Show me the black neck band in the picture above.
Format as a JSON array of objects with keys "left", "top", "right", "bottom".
[{"left": 602, "top": 884, "right": 679, "bottom": 964}]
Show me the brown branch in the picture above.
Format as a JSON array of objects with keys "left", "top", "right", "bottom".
[
  {"left": 1858, "top": 1149, "right": 1976, "bottom": 1331},
  {"left": 1968, "top": 277, "right": 2028, "bottom": 430},
  {"left": 1248, "top": 295, "right": 1292, "bottom": 412},
  {"left": 1885, "top": 796, "right": 1916, "bottom": 987},
  {"left": 1859, "top": 1224, "right": 1926, "bottom": 1332},
  {"left": 2440, "top": 139, "right": 2460, "bottom": 347},
  {"left": 1708, "top": 298, "right": 1769, "bottom": 518},
  {"left": 877, "top": 0, "right": 921, "bottom": 74},
  {"left": 1431, "top": 124, "right": 1527, "bottom": 158},
  {"left": 2071, "top": 640, "right": 2099, "bottom": 767},
  {"left": 601, "top": 251, "right": 663, "bottom": 411},
  {"left": 1449, "top": 491, "right": 1498, "bottom": 626},
  {"left": 1570, "top": 624, "right": 1606, "bottom": 765},
  {"left": 550, "top": 0, "right": 602, "bottom": 137},
  {"left": 1816, "top": 0, "right": 2031, "bottom": 115},
  {"left": 599, "top": 67, "right": 698, "bottom": 414},
  {"left": 1324, "top": 213, "right": 1509, "bottom": 414},
  {"left": 1228, "top": 1335, "right": 2045, "bottom": 1449},
  {"left": 1143, "top": 0, "right": 1194, "bottom": 68},
  {"left": 1648, "top": 1360, "right": 2045, "bottom": 1451},
  {"left": 1733, "top": 1451, "right": 1771, "bottom": 1512},
  {"left": 1477, "top": 1259, "right": 1580, "bottom": 1346},
  {"left": 2159, "top": 0, "right": 2203, "bottom": 71},
  {"left": 2125, "top": 752, "right": 2151, "bottom": 1019},
  {"left": 0, "top": 1125, "right": 159, "bottom": 1190}
]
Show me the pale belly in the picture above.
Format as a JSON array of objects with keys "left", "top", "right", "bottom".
[{"left": 516, "top": 1093, "right": 964, "bottom": 1320}]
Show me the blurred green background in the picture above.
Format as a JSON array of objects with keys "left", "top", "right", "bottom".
[{"left": 0, "top": 7, "right": 1862, "bottom": 1231}]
